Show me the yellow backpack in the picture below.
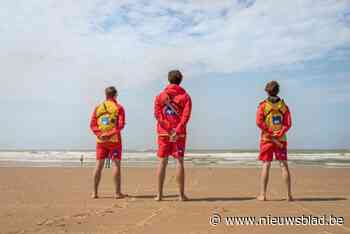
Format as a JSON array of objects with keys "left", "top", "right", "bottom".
[
  {"left": 95, "top": 100, "right": 119, "bottom": 142},
  {"left": 263, "top": 99, "right": 288, "bottom": 141}
]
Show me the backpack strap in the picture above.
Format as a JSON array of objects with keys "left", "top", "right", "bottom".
[
  {"left": 278, "top": 100, "right": 288, "bottom": 114},
  {"left": 263, "top": 100, "right": 286, "bottom": 120},
  {"left": 96, "top": 101, "right": 117, "bottom": 119}
]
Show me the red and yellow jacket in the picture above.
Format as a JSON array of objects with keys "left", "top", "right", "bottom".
[
  {"left": 90, "top": 98, "right": 125, "bottom": 145},
  {"left": 256, "top": 98, "right": 292, "bottom": 143},
  {"left": 154, "top": 84, "right": 192, "bottom": 136}
]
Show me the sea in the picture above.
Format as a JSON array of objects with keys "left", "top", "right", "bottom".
[{"left": 0, "top": 149, "right": 349, "bottom": 168}]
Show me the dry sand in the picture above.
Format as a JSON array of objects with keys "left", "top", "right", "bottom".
[{"left": 0, "top": 167, "right": 349, "bottom": 234}]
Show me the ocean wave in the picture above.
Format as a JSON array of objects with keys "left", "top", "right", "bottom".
[{"left": 0, "top": 150, "right": 349, "bottom": 168}]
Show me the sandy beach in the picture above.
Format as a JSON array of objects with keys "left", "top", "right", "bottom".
[{"left": 1, "top": 167, "right": 349, "bottom": 234}]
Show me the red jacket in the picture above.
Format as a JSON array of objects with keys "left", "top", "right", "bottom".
[
  {"left": 154, "top": 84, "right": 192, "bottom": 135},
  {"left": 256, "top": 99, "right": 292, "bottom": 141},
  {"left": 90, "top": 98, "right": 125, "bottom": 144}
]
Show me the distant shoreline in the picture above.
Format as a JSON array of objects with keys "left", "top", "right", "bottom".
[
  {"left": 0, "top": 149, "right": 349, "bottom": 153},
  {"left": 0, "top": 150, "right": 349, "bottom": 168}
]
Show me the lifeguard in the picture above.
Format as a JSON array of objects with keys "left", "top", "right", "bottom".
[
  {"left": 154, "top": 70, "right": 192, "bottom": 201},
  {"left": 90, "top": 86, "right": 126, "bottom": 199},
  {"left": 256, "top": 81, "right": 293, "bottom": 201}
]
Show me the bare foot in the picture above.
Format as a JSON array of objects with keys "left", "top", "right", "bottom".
[
  {"left": 114, "top": 193, "right": 127, "bottom": 199},
  {"left": 286, "top": 195, "right": 294, "bottom": 201},
  {"left": 179, "top": 194, "right": 189, "bottom": 201},
  {"left": 91, "top": 193, "right": 98, "bottom": 199},
  {"left": 154, "top": 195, "right": 162, "bottom": 201},
  {"left": 256, "top": 195, "right": 266, "bottom": 201}
]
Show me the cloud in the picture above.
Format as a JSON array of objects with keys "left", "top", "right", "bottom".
[{"left": 0, "top": 0, "right": 349, "bottom": 102}]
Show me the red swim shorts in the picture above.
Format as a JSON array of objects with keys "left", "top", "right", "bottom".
[
  {"left": 96, "top": 142, "right": 122, "bottom": 161},
  {"left": 157, "top": 136, "right": 186, "bottom": 158},
  {"left": 259, "top": 141, "right": 287, "bottom": 161}
]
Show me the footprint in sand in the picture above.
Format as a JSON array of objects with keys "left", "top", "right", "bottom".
[
  {"left": 55, "top": 223, "right": 66, "bottom": 227},
  {"left": 9, "top": 230, "right": 26, "bottom": 234},
  {"left": 113, "top": 203, "right": 128, "bottom": 209},
  {"left": 95, "top": 208, "right": 114, "bottom": 217},
  {"left": 37, "top": 217, "right": 66, "bottom": 227},
  {"left": 36, "top": 219, "right": 49, "bottom": 226},
  {"left": 38, "top": 213, "right": 87, "bottom": 228},
  {"left": 113, "top": 204, "right": 123, "bottom": 208},
  {"left": 136, "top": 207, "right": 164, "bottom": 227},
  {"left": 71, "top": 212, "right": 90, "bottom": 219},
  {"left": 37, "top": 208, "right": 117, "bottom": 229}
]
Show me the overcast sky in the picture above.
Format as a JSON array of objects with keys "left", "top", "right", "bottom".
[{"left": 1, "top": 0, "right": 350, "bottom": 150}]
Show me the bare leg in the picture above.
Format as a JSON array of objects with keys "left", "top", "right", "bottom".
[
  {"left": 155, "top": 157, "right": 168, "bottom": 201},
  {"left": 280, "top": 161, "right": 293, "bottom": 201},
  {"left": 112, "top": 159, "right": 127, "bottom": 199},
  {"left": 92, "top": 159, "right": 105, "bottom": 199},
  {"left": 257, "top": 161, "right": 271, "bottom": 201},
  {"left": 175, "top": 157, "right": 188, "bottom": 201}
]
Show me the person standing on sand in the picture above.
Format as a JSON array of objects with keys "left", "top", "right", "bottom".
[
  {"left": 80, "top": 154, "right": 84, "bottom": 167},
  {"left": 90, "top": 86, "right": 127, "bottom": 199},
  {"left": 256, "top": 81, "right": 293, "bottom": 201},
  {"left": 154, "top": 70, "right": 192, "bottom": 201}
]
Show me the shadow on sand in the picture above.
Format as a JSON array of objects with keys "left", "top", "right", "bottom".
[
  {"left": 189, "top": 197, "right": 256, "bottom": 202},
  {"left": 129, "top": 194, "right": 178, "bottom": 199},
  {"left": 294, "top": 197, "right": 347, "bottom": 202},
  {"left": 129, "top": 195, "right": 256, "bottom": 202},
  {"left": 97, "top": 195, "right": 347, "bottom": 202}
]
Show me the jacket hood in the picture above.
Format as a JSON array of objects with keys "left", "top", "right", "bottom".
[{"left": 164, "top": 84, "right": 186, "bottom": 97}]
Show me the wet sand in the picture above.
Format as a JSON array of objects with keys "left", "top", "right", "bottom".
[{"left": 0, "top": 167, "right": 349, "bottom": 234}]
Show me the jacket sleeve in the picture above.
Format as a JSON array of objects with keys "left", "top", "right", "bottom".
[
  {"left": 256, "top": 103, "right": 273, "bottom": 135},
  {"left": 117, "top": 105, "right": 126, "bottom": 130},
  {"left": 154, "top": 94, "right": 172, "bottom": 132},
  {"left": 90, "top": 107, "right": 102, "bottom": 137},
  {"left": 175, "top": 95, "right": 192, "bottom": 134}
]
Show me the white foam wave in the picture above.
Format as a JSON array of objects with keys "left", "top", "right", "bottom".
[{"left": 0, "top": 151, "right": 349, "bottom": 167}]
